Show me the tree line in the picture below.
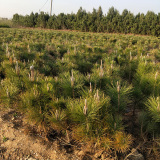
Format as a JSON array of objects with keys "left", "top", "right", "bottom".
[{"left": 12, "top": 7, "right": 160, "bottom": 36}]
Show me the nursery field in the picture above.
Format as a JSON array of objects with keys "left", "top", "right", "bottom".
[{"left": 0, "top": 28, "right": 160, "bottom": 159}]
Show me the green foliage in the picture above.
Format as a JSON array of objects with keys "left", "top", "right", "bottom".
[
  {"left": 145, "top": 97, "right": 160, "bottom": 122},
  {"left": 106, "top": 81, "right": 133, "bottom": 114},
  {"left": 12, "top": 7, "right": 160, "bottom": 36},
  {"left": 67, "top": 91, "right": 110, "bottom": 137},
  {"left": 1, "top": 28, "right": 160, "bottom": 153},
  {"left": 139, "top": 97, "right": 160, "bottom": 139},
  {"left": 59, "top": 70, "right": 85, "bottom": 98},
  {"left": 47, "top": 109, "right": 66, "bottom": 131},
  {"left": 0, "top": 24, "right": 10, "bottom": 28},
  {"left": 2, "top": 136, "right": 8, "bottom": 142},
  {"left": 0, "top": 19, "right": 12, "bottom": 28}
]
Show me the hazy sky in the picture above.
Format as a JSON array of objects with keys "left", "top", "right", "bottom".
[{"left": 0, "top": 0, "right": 160, "bottom": 19}]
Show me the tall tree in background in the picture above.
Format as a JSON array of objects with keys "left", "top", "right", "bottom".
[
  {"left": 132, "top": 13, "right": 140, "bottom": 34},
  {"left": 37, "top": 12, "right": 49, "bottom": 28},
  {"left": 12, "top": 7, "right": 160, "bottom": 36},
  {"left": 145, "top": 11, "right": 157, "bottom": 36},
  {"left": 106, "top": 7, "right": 119, "bottom": 33},
  {"left": 156, "top": 13, "right": 160, "bottom": 36},
  {"left": 12, "top": 14, "right": 20, "bottom": 26},
  {"left": 139, "top": 13, "right": 146, "bottom": 35}
]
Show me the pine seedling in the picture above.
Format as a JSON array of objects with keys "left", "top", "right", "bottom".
[
  {"left": 67, "top": 91, "right": 110, "bottom": 139},
  {"left": 47, "top": 109, "right": 66, "bottom": 131},
  {"left": 153, "top": 72, "right": 159, "bottom": 95},
  {"left": 88, "top": 73, "right": 91, "bottom": 81},
  {"left": 6, "top": 44, "right": 8, "bottom": 54},
  {"left": 90, "top": 64, "right": 110, "bottom": 90},
  {"left": 6, "top": 87, "right": 9, "bottom": 97},
  {"left": 59, "top": 70, "right": 84, "bottom": 98},
  {"left": 138, "top": 110, "right": 160, "bottom": 140},
  {"left": 15, "top": 61, "right": 18, "bottom": 74},
  {"left": 71, "top": 70, "right": 75, "bottom": 97},
  {"left": 94, "top": 89, "right": 100, "bottom": 101},
  {"left": 145, "top": 96, "right": 160, "bottom": 122},
  {"left": 30, "top": 65, "right": 34, "bottom": 81},
  {"left": 106, "top": 81, "right": 133, "bottom": 115},
  {"left": 0, "top": 77, "right": 19, "bottom": 108},
  {"left": 110, "top": 63, "right": 113, "bottom": 74},
  {"left": 71, "top": 70, "right": 74, "bottom": 87},
  {"left": 83, "top": 99, "right": 88, "bottom": 115},
  {"left": 113, "top": 131, "right": 133, "bottom": 153},
  {"left": 99, "top": 65, "right": 104, "bottom": 78},
  {"left": 130, "top": 52, "right": 132, "bottom": 61},
  {"left": 27, "top": 44, "right": 31, "bottom": 53},
  {"left": 89, "top": 82, "right": 92, "bottom": 93}
]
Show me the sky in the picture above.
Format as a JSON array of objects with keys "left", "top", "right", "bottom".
[{"left": 0, "top": 0, "right": 160, "bottom": 19}]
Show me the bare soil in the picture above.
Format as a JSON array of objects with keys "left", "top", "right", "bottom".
[{"left": 0, "top": 109, "right": 81, "bottom": 160}]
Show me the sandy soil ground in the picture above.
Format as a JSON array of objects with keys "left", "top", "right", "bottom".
[{"left": 0, "top": 109, "right": 82, "bottom": 160}]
